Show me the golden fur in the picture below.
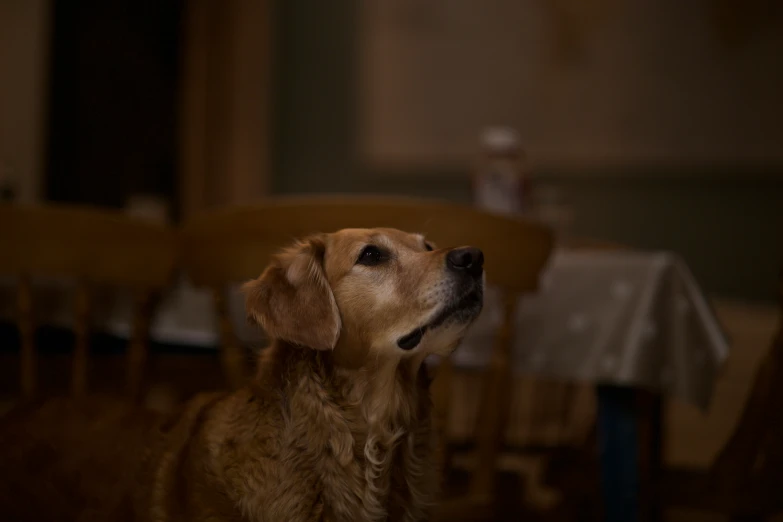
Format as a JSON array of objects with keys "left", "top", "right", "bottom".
[{"left": 0, "top": 228, "right": 484, "bottom": 521}]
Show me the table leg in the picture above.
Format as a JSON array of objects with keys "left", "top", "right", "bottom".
[
  {"left": 596, "top": 385, "right": 663, "bottom": 522},
  {"left": 637, "top": 390, "right": 664, "bottom": 522},
  {"left": 596, "top": 385, "right": 640, "bottom": 522}
]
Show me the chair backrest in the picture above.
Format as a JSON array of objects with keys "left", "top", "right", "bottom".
[
  {"left": 711, "top": 265, "right": 783, "bottom": 490},
  {"left": 180, "top": 195, "right": 554, "bottom": 503},
  {"left": 180, "top": 195, "right": 554, "bottom": 386},
  {"left": 0, "top": 204, "right": 178, "bottom": 400},
  {"left": 181, "top": 195, "right": 553, "bottom": 291}
]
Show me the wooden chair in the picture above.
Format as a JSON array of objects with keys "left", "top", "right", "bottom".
[
  {"left": 179, "top": 195, "right": 554, "bottom": 516},
  {"left": 0, "top": 204, "right": 178, "bottom": 401},
  {"left": 451, "top": 237, "right": 630, "bottom": 515},
  {"left": 656, "top": 268, "right": 783, "bottom": 521}
]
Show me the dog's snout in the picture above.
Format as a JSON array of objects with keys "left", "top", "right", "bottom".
[{"left": 446, "top": 247, "right": 484, "bottom": 278}]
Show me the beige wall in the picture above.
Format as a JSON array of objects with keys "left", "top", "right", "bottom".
[
  {"left": 358, "top": 0, "right": 783, "bottom": 171},
  {"left": 0, "top": 0, "right": 50, "bottom": 203}
]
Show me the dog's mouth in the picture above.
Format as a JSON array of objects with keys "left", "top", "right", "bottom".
[{"left": 397, "top": 286, "right": 484, "bottom": 351}]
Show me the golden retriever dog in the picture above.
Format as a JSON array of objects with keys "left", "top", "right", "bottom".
[{"left": 0, "top": 228, "right": 484, "bottom": 522}]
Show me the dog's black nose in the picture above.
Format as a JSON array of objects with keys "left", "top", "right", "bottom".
[{"left": 447, "top": 247, "right": 484, "bottom": 278}]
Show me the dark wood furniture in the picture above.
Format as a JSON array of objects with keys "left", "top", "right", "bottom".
[
  {"left": 0, "top": 204, "right": 178, "bottom": 401},
  {"left": 656, "top": 268, "right": 783, "bottom": 521}
]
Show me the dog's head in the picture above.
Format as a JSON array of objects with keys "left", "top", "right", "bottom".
[{"left": 243, "top": 228, "right": 484, "bottom": 365}]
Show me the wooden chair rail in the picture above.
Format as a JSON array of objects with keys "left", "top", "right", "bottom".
[{"left": 1, "top": 204, "right": 178, "bottom": 400}]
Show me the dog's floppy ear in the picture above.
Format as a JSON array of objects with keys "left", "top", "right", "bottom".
[{"left": 242, "top": 235, "right": 340, "bottom": 350}]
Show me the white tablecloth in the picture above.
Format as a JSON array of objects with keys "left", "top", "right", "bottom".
[{"left": 456, "top": 250, "right": 729, "bottom": 409}]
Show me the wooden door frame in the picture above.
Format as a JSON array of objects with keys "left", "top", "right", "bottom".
[{"left": 179, "top": 0, "right": 272, "bottom": 220}]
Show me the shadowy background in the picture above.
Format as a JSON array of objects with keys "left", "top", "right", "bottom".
[{"left": 1, "top": 2, "right": 782, "bottom": 520}]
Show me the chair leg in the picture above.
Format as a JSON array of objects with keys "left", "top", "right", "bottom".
[
  {"left": 127, "top": 291, "right": 156, "bottom": 402},
  {"left": 213, "top": 287, "right": 246, "bottom": 389},
  {"left": 469, "top": 295, "right": 516, "bottom": 500},
  {"left": 430, "top": 356, "right": 455, "bottom": 479}
]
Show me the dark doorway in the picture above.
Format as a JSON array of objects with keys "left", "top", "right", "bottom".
[{"left": 45, "top": 0, "right": 183, "bottom": 217}]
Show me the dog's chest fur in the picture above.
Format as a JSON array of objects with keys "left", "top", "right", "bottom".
[
  {"left": 0, "top": 347, "right": 439, "bottom": 522},
  {"left": 221, "top": 347, "right": 437, "bottom": 522}
]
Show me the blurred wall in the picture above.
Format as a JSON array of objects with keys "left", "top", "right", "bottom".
[
  {"left": 0, "top": 0, "right": 50, "bottom": 203},
  {"left": 357, "top": 0, "right": 783, "bottom": 170},
  {"left": 272, "top": 0, "right": 782, "bottom": 302}
]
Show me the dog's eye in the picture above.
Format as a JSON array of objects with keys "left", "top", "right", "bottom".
[
  {"left": 356, "top": 245, "right": 386, "bottom": 266},
  {"left": 424, "top": 242, "right": 434, "bottom": 252}
]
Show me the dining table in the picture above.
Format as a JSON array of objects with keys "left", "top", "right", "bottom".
[{"left": 454, "top": 248, "right": 729, "bottom": 521}]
